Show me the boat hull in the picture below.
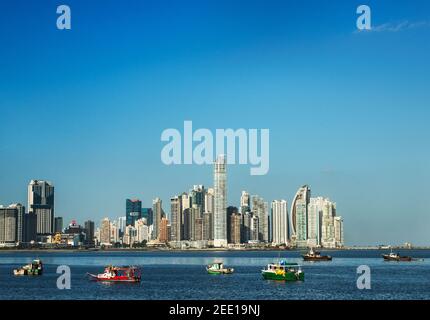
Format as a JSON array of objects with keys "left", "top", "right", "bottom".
[
  {"left": 261, "top": 271, "right": 304, "bottom": 281},
  {"left": 207, "top": 268, "right": 234, "bottom": 275},
  {"left": 302, "top": 255, "right": 332, "bottom": 261},
  {"left": 382, "top": 255, "right": 412, "bottom": 262},
  {"left": 87, "top": 273, "right": 141, "bottom": 282}
]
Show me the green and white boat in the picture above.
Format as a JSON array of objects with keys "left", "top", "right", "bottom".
[
  {"left": 206, "top": 262, "right": 234, "bottom": 275},
  {"left": 261, "top": 261, "right": 304, "bottom": 281}
]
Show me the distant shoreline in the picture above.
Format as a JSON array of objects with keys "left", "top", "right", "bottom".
[{"left": 1, "top": 246, "right": 429, "bottom": 254}]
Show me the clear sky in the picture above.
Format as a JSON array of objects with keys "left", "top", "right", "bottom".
[{"left": 1, "top": 0, "right": 429, "bottom": 246}]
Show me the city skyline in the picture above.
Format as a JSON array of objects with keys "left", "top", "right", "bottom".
[{"left": 1, "top": 0, "right": 429, "bottom": 246}]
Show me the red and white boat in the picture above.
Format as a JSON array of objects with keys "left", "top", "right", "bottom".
[{"left": 87, "top": 266, "right": 141, "bottom": 283}]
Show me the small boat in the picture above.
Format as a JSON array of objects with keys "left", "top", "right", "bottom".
[
  {"left": 13, "top": 259, "right": 43, "bottom": 276},
  {"left": 87, "top": 266, "right": 141, "bottom": 282},
  {"left": 206, "top": 262, "right": 234, "bottom": 275},
  {"left": 302, "top": 248, "right": 332, "bottom": 261},
  {"left": 382, "top": 251, "right": 412, "bottom": 262},
  {"left": 261, "top": 260, "right": 304, "bottom": 281}
]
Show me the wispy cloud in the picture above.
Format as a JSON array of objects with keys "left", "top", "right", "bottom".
[{"left": 356, "top": 20, "right": 430, "bottom": 33}]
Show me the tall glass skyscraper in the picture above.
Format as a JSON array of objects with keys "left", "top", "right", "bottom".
[
  {"left": 271, "top": 200, "right": 288, "bottom": 245},
  {"left": 290, "top": 185, "right": 310, "bottom": 247},
  {"left": 213, "top": 155, "right": 227, "bottom": 247},
  {"left": 28, "top": 180, "right": 54, "bottom": 235},
  {"left": 126, "top": 199, "right": 142, "bottom": 226}
]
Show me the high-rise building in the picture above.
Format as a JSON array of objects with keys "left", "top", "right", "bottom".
[
  {"left": 54, "top": 217, "right": 63, "bottom": 233},
  {"left": 126, "top": 199, "right": 142, "bottom": 227},
  {"left": 307, "top": 197, "right": 324, "bottom": 247},
  {"left": 241, "top": 211, "right": 252, "bottom": 243},
  {"left": 152, "top": 198, "right": 164, "bottom": 240},
  {"left": 290, "top": 185, "right": 311, "bottom": 247},
  {"left": 159, "top": 217, "right": 169, "bottom": 243},
  {"left": 213, "top": 155, "right": 227, "bottom": 247},
  {"left": 321, "top": 199, "right": 336, "bottom": 248},
  {"left": 24, "top": 212, "right": 37, "bottom": 243},
  {"left": 84, "top": 220, "right": 95, "bottom": 245},
  {"left": 8, "top": 203, "right": 25, "bottom": 242},
  {"left": 0, "top": 206, "right": 18, "bottom": 245},
  {"left": 240, "top": 191, "right": 250, "bottom": 213},
  {"left": 251, "top": 196, "right": 269, "bottom": 242},
  {"left": 204, "top": 188, "right": 214, "bottom": 240},
  {"left": 110, "top": 221, "right": 119, "bottom": 244},
  {"left": 135, "top": 218, "right": 149, "bottom": 243},
  {"left": 227, "top": 206, "right": 238, "bottom": 243},
  {"left": 124, "top": 225, "right": 137, "bottom": 246},
  {"left": 228, "top": 213, "right": 241, "bottom": 244},
  {"left": 334, "top": 216, "right": 344, "bottom": 247},
  {"left": 142, "top": 208, "right": 153, "bottom": 226},
  {"left": 28, "top": 180, "right": 55, "bottom": 235},
  {"left": 271, "top": 200, "right": 289, "bottom": 245},
  {"left": 170, "top": 195, "right": 182, "bottom": 242},
  {"left": 100, "top": 218, "right": 111, "bottom": 246}
]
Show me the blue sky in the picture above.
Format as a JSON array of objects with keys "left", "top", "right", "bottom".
[{"left": 1, "top": 0, "right": 429, "bottom": 245}]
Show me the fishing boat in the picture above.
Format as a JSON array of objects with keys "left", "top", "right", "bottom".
[
  {"left": 206, "top": 262, "right": 234, "bottom": 275},
  {"left": 13, "top": 259, "right": 43, "bottom": 276},
  {"left": 302, "top": 248, "right": 332, "bottom": 261},
  {"left": 382, "top": 251, "right": 412, "bottom": 262},
  {"left": 261, "top": 260, "right": 304, "bottom": 281},
  {"left": 87, "top": 266, "right": 141, "bottom": 282}
]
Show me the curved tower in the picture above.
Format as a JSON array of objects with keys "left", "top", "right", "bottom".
[{"left": 290, "top": 185, "right": 311, "bottom": 237}]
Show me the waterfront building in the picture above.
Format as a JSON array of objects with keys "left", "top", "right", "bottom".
[
  {"left": 159, "top": 217, "right": 169, "bottom": 243},
  {"left": 126, "top": 199, "right": 142, "bottom": 227},
  {"left": 241, "top": 211, "right": 252, "bottom": 243},
  {"left": 7, "top": 204, "right": 25, "bottom": 242},
  {"left": 0, "top": 206, "right": 17, "bottom": 245},
  {"left": 213, "top": 155, "right": 227, "bottom": 247},
  {"left": 228, "top": 213, "right": 241, "bottom": 244},
  {"left": 271, "top": 200, "right": 289, "bottom": 246},
  {"left": 142, "top": 208, "right": 153, "bottom": 226},
  {"left": 117, "top": 216, "right": 126, "bottom": 235},
  {"left": 152, "top": 198, "right": 164, "bottom": 240},
  {"left": 226, "top": 206, "right": 238, "bottom": 243},
  {"left": 321, "top": 199, "right": 336, "bottom": 248},
  {"left": 334, "top": 216, "right": 344, "bottom": 247},
  {"left": 84, "top": 220, "right": 95, "bottom": 245},
  {"left": 240, "top": 191, "right": 250, "bottom": 213},
  {"left": 24, "top": 212, "right": 37, "bottom": 243},
  {"left": 28, "top": 180, "right": 55, "bottom": 235},
  {"left": 290, "top": 185, "right": 311, "bottom": 247},
  {"left": 250, "top": 214, "right": 259, "bottom": 241},
  {"left": 307, "top": 197, "right": 324, "bottom": 247},
  {"left": 110, "top": 221, "right": 120, "bottom": 244},
  {"left": 170, "top": 195, "right": 182, "bottom": 242},
  {"left": 54, "top": 217, "right": 63, "bottom": 233},
  {"left": 202, "top": 211, "right": 212, "bottom": 241},
  {"left": 135, "top": 218, "right": 149, "bottom": 243},
  {"left": 100, "top": 218, "right": 111, "bottom": 246},
  {"left": 251, "top": 196, "right": 269, "bottom": 242},
  {"left": 124, "top": 225, "right": 137, "bottom": 246}
]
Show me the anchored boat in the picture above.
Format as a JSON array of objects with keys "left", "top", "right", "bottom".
[
  {"left": 206, "top": 262, "right": 234, "bottom": 275},
  {"left": 262, "top": 260, "right": 304, "bottom": 281},
  {"left": 87, "top": 266, "right": 141, "bottom": 282},
  {"left": 302, "top": 248, "right": 332, "bottom": 261},
  {"left": 13, "top": 259, "right": 43, "bottom": 276},
  {"left": 382, "top": 251, "right": 412, "bottom": 262}
]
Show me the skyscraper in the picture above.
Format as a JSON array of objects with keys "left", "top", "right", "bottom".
[
  {"left": 251, "top": 195, "right": 269, "bottom": 242},
  {"left": 290, "top": 185, "right": 311, "bottom": 247},
  {"left": 100, "top": 218, "right": 111, "bottom": 246},
  {"left": 0, "top": 206, "right": 18, "bottom": 245},
  {"left": 159, "top": 217, "right": 169, "bottom": 243},
  {"left": 321, "top": 199, "right": 336, "bottom": 248},
  {"left": 228, "top": 212, "right": 241, "bottom": 244},
  {"left": 334, "top": 216, "right": 344, "bottom": 247},
  {"left": 213, "top": 155, "right": 227, "bottom": 247},
  {"left": 271, "top": 200, "right": 289, "bottom": 245},
  {"left": 8, "top": 203, "right": 25, "bottom": 242},
  {"left": 204, "top": 188, "right": 214, "bottom": 240},
  {"left": 170, "top": 195, "right": 182, "bottom": 242},
  {"left": 54, "top": 217, "right": 63, "bottom": 233},
  {"left": 126, "top": 199, "right": 142, "bottom": 226},
  {"left": 28, "top": 180, "right": 54, "bottom": 235},
  {"left": 307, "top": 197, "right": 324, "bottom": 247},
  {"left": 240, "top": 191, "right": 250, "bottom": 213},
  {"left": 152, "top": 198, "right": 164, "bottom": 240},
  {"left": 84, "top": 220, "right": 95, "bottom": 245}
]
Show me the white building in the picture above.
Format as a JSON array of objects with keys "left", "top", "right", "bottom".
[
  {"left": 334, "top": 216, "right": 344, "bottom": 247},
  {"left": 213, "top": 155, "right": 227, "bottom": 247},
  {"left": 136, "top": 218, "right": 149, "bottom": 243},
  {"left": 100, "top": 218, "right": 111, "bottom": 246},
  {"left": 271, "top": 200, "right": 288, "bottom": 245}
]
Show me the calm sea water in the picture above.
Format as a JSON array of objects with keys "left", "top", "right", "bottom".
[{"left": 0, "top": 249, "right": 429, "bottom": 300}]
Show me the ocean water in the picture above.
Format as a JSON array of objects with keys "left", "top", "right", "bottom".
[{"left": 0, "top": 249, "right": 429, "bottom": 300}]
